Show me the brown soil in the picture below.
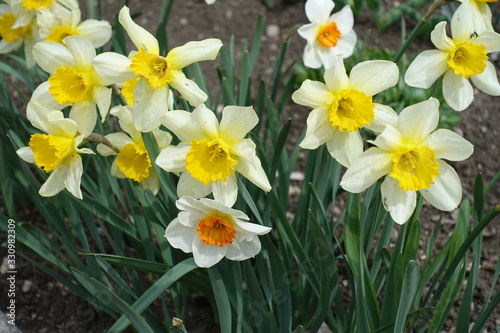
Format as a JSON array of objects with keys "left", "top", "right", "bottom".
[{"left": 1, "top": 0, "right": 499, "bottom": 332}]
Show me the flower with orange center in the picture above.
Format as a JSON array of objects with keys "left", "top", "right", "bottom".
[
  {"left": 165, "top": 196, "right": 271, "bottom": 268},
  {"left": 340, "top": 98, "right": 474, "bottom": 224},
  {"left": 93, "top": 6, "right": 222, "bottom": 132},
  {"left": 405, "top": 10, "right": 500, "bottom": 111},
  {"left": 298, "top": 0, "right": 357, "bottom": 69},
  {"left": 16, "top": 100, "right": 94, "bottom": 199},
  {"left": 156, "top": 104, "right": 271, "bottom": 207},
  {"left": 292, "top": 55, "right": 399, "bottom": 167}
]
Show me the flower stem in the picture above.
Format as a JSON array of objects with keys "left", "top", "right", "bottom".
[{"left": 392, "top": 20, "right": 424, "bottom": 63}]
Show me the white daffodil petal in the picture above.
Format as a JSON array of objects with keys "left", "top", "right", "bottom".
[
  {"left": 366, "top": 104, "right": 398, "bottom": 133},
  {"left": 65, "top": 155, "right": 83, "bottom": 199},
  {"left": 442, "top": 70, "right": 474, "bottom": 111},
  {"left": 371, "top": 124, "right": 403, "bottom": 152},
  {"left": 31, "top": 82, "right": 65, "bottom": 110},
  {"left": 69, "top": 100, "right": 97, "bottom": 137},
  {"left": 235, "top": 220, "right": 272, "bottom": 236},
  {"left": 192, "top": 237, "right": 227, "bottom": 268},
  {"left": 398, "top": 98, "right": 439, "bottom": 142},
  {"left": 0, "top": 40, "right": 21, "bottom": 54},
  {"left": 33, "top": 41, "right": 74, "bottom": 74},
  {"left": 133, "top": 79, "right": 169, "bottom": 132},
  {"left": 474, "top": 31, "right": 500, "bottom": 53},
  {"left": 420, "top": 161, "right": 462, "bottom": 211},
  {"left": 161, "top": 111, "right": 204, "bottom": 142},
  {"left": 329, "top": 5, "right": 354, "bottom": 35},
  {"left": 381, "top": 176, "right": 417, "bottom": 225},
  {"left": 212, "top": 177, "right": 238, "bottom": 207},
  {"left": 17, "top": 147, "right": 35, "bottom": 163},
  {"left": 430, "top": 21, "right": 453, "bottom": 50},
  {"left": 93, "top": 86, "right": 112, "bottom": 121},
  {"left": 300, "top": 108, "right": 333, "bottom": 149},
  {"left": 167, "top": 38, "right": 222, "bottom": 69},
  {"left": 105, "top": 132, "right": 134, "bottom": 150},
  {"left": 298, "top": 22, "right": 320, "bottom": 43},
  {"left": 191, "top": 104, "right": 219, "bottom": 139},
  {"left": 153, "top": 129, "right": 173, "bottom": 150},
  {"left": 324, "top": 55, "right": 349, "bottom": 91},
  {"left": 177, "top": 196, "right": 212, "bottom": 218},
  {"left": 26, "top": 99, "right": 55, "bottom": 134},
  {"left": 305, "top": 0, "right": 334, "bottom": 22},
  {"left": 350, "top": 60, "right": 399, "bottom": 96},
  {"left": 302, "top": 42, "right": 323, "bottom": 69},
  {"left": 424, "top": 129, "right": 474, "bottom": 161},
  {"left": 169, "top": 70, "right": 207, "bottom": 107},
  {"left": 326, "top": 130, "right": 363, "bottom": 167},
  {"left": 77, "top": 19, "right": 112, "bottom": 48},
  {"left": 340, "top": 147, "right": 393, "bottom": 192},
  {"left": 93, "top": 52, "right": 134, "bottom": 84},
  {"left": 233, "top": 140, "right": 271, "bottom": 192},
  {"left": 63, "top": 35, "right": 95, "bottom": 68},
  {"left": 225, "top": 238, "right": 262, "bottom": 261},
  {"left": 219, "top": 106, "right": 258, "bottom": 142},
  {"left": 156, "top": 144, "right": 190, "bottom": 173},
  {"left": 451, "top": 5, "right": 475, "bottom": 41},
  {"left": 96, "top": 143, "right": 117, "bottom": 156},
  {"left": 141, "top": 170, "right": 160, "bottom": 195},
  {"left": 292, "top": 80, "right": 333, "bottom": 109},
  {"left": 39, "top": 163, "right": 69, "bottom": 197},
  {"left": 177, "top": 172, "right": 212, "bottom": 199},
  {"left": 111, "top": 161, "right": 126, "bottom": 178},
  {"left": 405, "top": 50, "right": 449, "bottom": 89},
  {"left": 165, "top": 218, "right": 195, "bottom": 253},
  {"left": 118, "top": 6, "right": 159, "bottom": 54},
  {"left": 199, "top": 197, "right": 250, "bottom": 221},
  {"left": 470, "top": 62, "right": 500, "bottom": 96}
]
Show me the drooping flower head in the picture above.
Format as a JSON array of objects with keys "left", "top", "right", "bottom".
[
  {"left": 17, "top": 100, "right": 94, "bottom": 199},
  {"left": 165, "top": 196, "right": 271, "bottom": 268},
  {"left": 292, "top": 55, "right": 399, "bottom": 167},
  {"left": 93, "top": 6, "right": 222, "bottom": 132},
  {"left": 298, "top": 0, "right": 357, "bottom": 69},
  {"left": 340, "top": 98, "right": 474, "bottom": 224},
  {"left": 97, "top": 106, "right": 172, "bottom": 195},
  {"left": 32, "top": 35, "right": 114, "bottom": 137},
  {"left": 405, "top": 10, "right": 500, "bottom": 111},
  {"left": 156, "top": 105, "right": 271, "bottom": 207}
]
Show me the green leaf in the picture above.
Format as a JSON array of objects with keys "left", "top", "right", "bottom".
[
  {"left": 208, "top": 266, "right": 233, "bottom": 333},
  {"left": 394, "top": 260, "right": 419, "bottom": 332}
]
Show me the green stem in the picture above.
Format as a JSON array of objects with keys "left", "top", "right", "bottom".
[{"left": 392, "top": 20, "right": 424, "bottom": 63}]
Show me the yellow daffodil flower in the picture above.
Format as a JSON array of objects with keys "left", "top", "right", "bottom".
[
  {"left": 340, "top": 98, "right": 473, "bottom": 224},
  {"left": 97, "top": 106, "right": 172, "bottom": 195},
  {"left": 17, "top": 100, "right": 94, "bottom": 199},
  {"left": 93, "top": 6, "right": 222, "bottom": 132},
  {"left": 405, "top": 10, "right": 500, "bottom": 111},
  {"left": 292, "top": 55, "right": 399, "bottom": 167},
  {"left": 165, "top": 196, "right": 271, "bottom": 268},
  {"left": 32, "top": 35, "right": 114, "bottom": 137},
  {"left": 156, "top": 105, "right": 271, "bottom": 207},
  {"left": 298, "top": 0, "right": 357, "bottom": 69}
]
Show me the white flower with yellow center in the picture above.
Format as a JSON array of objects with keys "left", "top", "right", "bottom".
[
  {"left": 340, "top": 98, "right": 473, "bottom": 224},
  {"left": 292, "top": 55, "right": 399, "bottom": 167},
  {"left": 93, "top": 6, "right": 222, "bottom": 132},
  {"left": 0, "top": 2, "right": 40, "bottom": 67},
  {"left": 405, "top": 11, "right": 500, "bottom": 111},
  {"left": 37, "top": 7, "right": 111, "bottom": 47},
  {"left": 165, "top": 196, "right": 271, "bottom": 268},
  {"left": 298, "top": 0, "right": 356, "bottom": 69},
  {"left": 7, "top": 0, "right": 78, "bottom": 29},
  {"left": 32, "top": 35, "right": 113, "bottom": 137},
  {"left": 156, "top": 105, "right": 271, "bottom": 207},
  {"left": 16, "top": 100, "right": 94, "bottom": 199},
  {"left": 97, "top": 106, "right": 172, "bottom": 195}
]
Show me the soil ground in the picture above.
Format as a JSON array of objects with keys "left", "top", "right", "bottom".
[{"left": 1, "top": 0, "right": 500, "bottom": 332}]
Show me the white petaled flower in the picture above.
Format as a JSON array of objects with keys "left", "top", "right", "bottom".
[
  {"left": 16, "top": 100, "right": 94, "bottom": 199},
  {"left": 37, "top": 7, "right": 111, "bottom": 47},
  {"left": 165, "top": 196, "right": 272, "bottom": 268},
  {"left": 93, "top": 6, "right": 222, "bottom": 132},
  {"left": 156, "top": 105, "right": 271, "bottom": 207},
  {"left": 292, "top": 55, "right": 399, "bottom": 167},
  {"left": 405, "top": 11, "right": 500, "bottom": 111},
  {"left": 32, "top": 35, "right": 114, "bottom": 137},
  {"left": 4, "top": 0, "right": 78, "bottom": 29},
  {"left": 97, "top": 106, "right": 171, "bottom": 195},
  {"left": 298, "top": 0, "right": 357, "bottom": 69},
  {"left": 455, "top": 0, "right": 495, "bottom": 34},
  {"left": 340, "top": 98, "right": 474, "bottom": 224},
  {"left": 0, "top": 1, "right": 41, "bottom": 68}
]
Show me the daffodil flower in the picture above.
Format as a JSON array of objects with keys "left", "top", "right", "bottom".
[
  {"left": 455, "top": 0, "right": 495, "bottom": 34},
  {"left": 97, "top": 106, "right": 172, "bottom": 195},
  {"left": 292, "top": 55, "right": 399, "bottom": 167},
  {"left": 340, "top": 98, "right": 473, "bottom": 224},
  {"left": 0, "top": 2, "right": 40, "bottom": 67},
  {"left": 16, "top": 100, "right": 94, "bottom": 199},
  {"left": 10, "top": 0, "right": 78, "bottom": 29},
  {"left": 155, "top": 105, "right": 271, "bottom": 207},
  {"left": 165, "top": 196, "right": 271, "bottom": 268},
  {"left": 405, "top": 11, "right": 500, "bottom": 111},
  {"left": 298, "top": 0, "right": 357, "bottom": 69},
  {"left": 37, "top": 7, "right": 111, "bottom": 47},
  {"left": 32, "top": 35, "right": 114, "bottom": 137},
  {"left": 93, "top": 6, "right": 222, "bottom": 132}
]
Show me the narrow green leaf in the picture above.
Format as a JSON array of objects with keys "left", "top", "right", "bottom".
[
  {"left": 208, "top": 266, "right": 233, "bottom": 333},
  {"left": 394, "top": 260, "right": 419, "bottom": 332}
]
